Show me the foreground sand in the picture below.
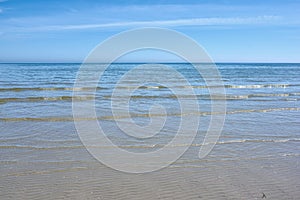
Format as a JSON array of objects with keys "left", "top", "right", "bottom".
[{"left": 1, "top": 151, "right": 299, "bottom": 199}]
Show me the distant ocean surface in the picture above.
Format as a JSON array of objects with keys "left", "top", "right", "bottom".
[{"left": 0, "top": 63, "right": 299, "bottom": 199}]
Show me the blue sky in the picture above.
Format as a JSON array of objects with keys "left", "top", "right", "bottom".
[{"left": 0, "top": 0, "right": 300, "bottom": 62}]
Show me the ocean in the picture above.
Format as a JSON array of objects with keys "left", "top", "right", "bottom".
[{"left": 0, "top": 63, "right": 299, "bottom": 199}]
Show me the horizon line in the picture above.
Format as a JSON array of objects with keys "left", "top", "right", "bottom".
[{"left": 1, "top": 62, "right": 300, "bottom": 64}]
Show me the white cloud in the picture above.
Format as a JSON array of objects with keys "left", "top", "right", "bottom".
[{"left": 34, "top": 15, "right": 280, "bottom": 31}]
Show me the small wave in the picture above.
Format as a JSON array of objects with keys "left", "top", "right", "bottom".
[
  {"left": 2, "top": 83, "right": 296, "bottom": 92},
  {"left": 249, "top": 93, "right": 290, "bottom": 97},
  {"left": 1, "top": 107, "right": 299, "bottom": 122},
  {"left": 192, "top": 83, "right": 298, "bottom": 89},
  {"left": 0, "top": 145, "right": 84, "bottom": 150},
  {"left": 106, "top": 94, "right": 249, "bottom": 100},
  {"left": 104, "top": 83, "right": 299, "bottom": 90},
  {"left": 0, "top": 87, "right": 105, "bottom": 92},
  {"left": 138, "top": 85, "right": 167, "bottom": 89},
  {"left": 224, "top": 83, "right": 293, "bottom": 89},
  {"left": 285, "top": 98, "right": 299, "bottom": 101},
  {"left": 104, "top": 92, "right": 300, "bottom": 100},
  {"left": 0, "top": 96, "right": 94, "bottom": 103},
  {"left": 1, "top": 138, "right": 298, "bottom": 151},
  {"left": 290, "top": 92, "right": 300, "bottom": 96},
  {"left": 280, "top": 153, "right": 300, "bottom": 157},
  {"left": 227, "top": 107, "right": 300, "bottom": 114},
  {"left": 0, "top": 117, "right": 76, "bottom": 122},
  {"left": 0, "top": 133, "right": 41, "bottom": 141},
  {"left": 212, "top": 138, "right": 300, "bottom": 145}
]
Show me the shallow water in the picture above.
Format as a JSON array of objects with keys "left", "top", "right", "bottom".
[{"left": 0, "top": 63, "right": 299, "bottom": 199}]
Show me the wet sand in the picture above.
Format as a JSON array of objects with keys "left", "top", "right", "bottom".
[{"left": 1, "top": 144, "right": 299, "bottom": 200}]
